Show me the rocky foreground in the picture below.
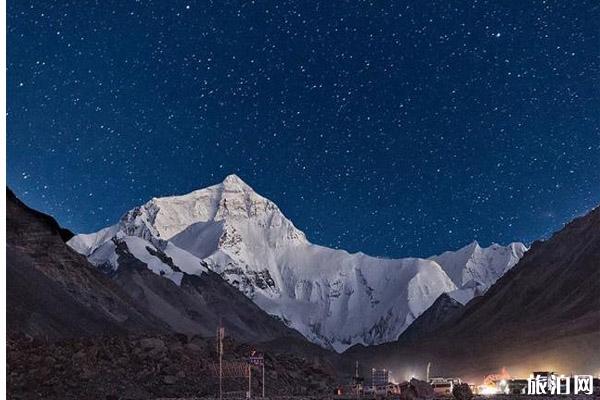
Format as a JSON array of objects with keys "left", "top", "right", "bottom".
[{"left": 7, "top": 334, "right": 336, "bottom": 400}]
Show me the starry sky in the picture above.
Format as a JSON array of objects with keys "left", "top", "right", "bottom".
[{"left": 7, "top": 1, "right": 600, "bottom": 258}]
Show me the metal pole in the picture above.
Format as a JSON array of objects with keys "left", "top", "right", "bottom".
[
  {"left": 218, "top": 326, "right": 223, "bottom": 400},
  {"left": 248, "top": 363, "right": 252, "bottom": 399},
  {"left": 262, "top": 360, "right": 265, "bottom": 398},
  {"left": 355, "top": 361, "right": 359, "bottom": 400}
]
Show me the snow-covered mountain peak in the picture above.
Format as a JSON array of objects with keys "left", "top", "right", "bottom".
[
  {"left": 119, "top": 175, "right": 308, "bottom": 245},
  {"left": 221, "top": 173, "right": 251, "bottom": 190},
  {"left": 465, "top": 240, "right": 480, "bottom": 250},
  {"left": 70, "top": 175, "right": 308, "bottom": 256},
  {"left": 68, "top": 176, "right": 526, "bottom": 351},
  {"left": 429, "top": 240, "right": 527, "bottom": 303}
]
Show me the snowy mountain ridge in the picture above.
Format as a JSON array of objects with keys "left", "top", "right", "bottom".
[
  {"left": 68, "top": 174, "right": 525, "bottom": 351},
  {"left": 431, "top": 240, "right": 527, "bottom": 304}
]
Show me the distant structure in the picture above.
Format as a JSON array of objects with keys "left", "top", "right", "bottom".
[
  {"left": 334, "top": 361, "right": 365, "bottom": 397},
  {"left": 371, "top": 368, "right": 389, "bottom": 387},
  {"left": 352, "top": 361, "right": 365, "bottom": 396},
  {"left": 336, "top": 364, "right": 404, "bottom": 398},
  {"left": 430, "top": 377, "right": 461, "bottom": 396}
]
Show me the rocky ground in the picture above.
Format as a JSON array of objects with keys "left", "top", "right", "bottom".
[
  {"left": 152, "top": 395, "right": 600, "bottom": 400},
  {"left": 474, "top": 396, "right": 600, "bottom": 400},
  {"left": 7, "top": 334, "right": 336, "bottom": 400}
]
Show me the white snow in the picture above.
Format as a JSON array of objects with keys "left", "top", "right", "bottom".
[
  {"left": 86, "top": 235, "right": 207, "bottom": 286},
  {"left": 69, "top": 224, "right": 119, "bottom": 256},
  {"left": 122, "top": 236, "right": 185, "bottom": 286},
  {"left": 429, "top": 241, "right": 527, "bottom": 294},
  {"left": 446, "top": 287, "right": 477, "bottom": 305},
  {"left": 87, "top": 237, "right": 119, "bottom": 270},
  {"left": 68, "top": 174, "right": 526, "bottom": 351}
]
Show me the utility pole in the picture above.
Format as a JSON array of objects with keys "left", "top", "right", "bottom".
[
  {"left": 248, "top": 362, "right": 252, "bottom": 399},
  {"left": 217, "top": 324, "right": 224, "bottom": 400},
  {"left": 355, "top": 361, "right": 359, "bottom": 400}
]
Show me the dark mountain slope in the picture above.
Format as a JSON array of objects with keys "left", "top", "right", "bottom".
[
  {"left": 110, "top": 239, "right": 303, "bottom": 342},
  {"left": 397, "top": 293, "right": 464, "bottom": 344},
  {"left": 6, "top": 189, "right": 305, "bottom": 344},
  {"left": 346, "top": 206, "right": 600, "bottom": 380},
  {"left": 7, "top": 189, "right": 74, "bottom": 242},
  {"left": 7, "top": 189, "right": 166, "bottom": 339},
  {"left": 446, "top": 206, "right": 600, "bottom": 339}
]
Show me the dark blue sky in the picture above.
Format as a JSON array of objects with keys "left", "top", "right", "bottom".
[{"left": 7, "top": 1, "right": 600, "bottom": 258}]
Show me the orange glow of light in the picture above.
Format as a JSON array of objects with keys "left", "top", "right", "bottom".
[{"left": 483, "top": 367, "right": 511, "bottom": 386}]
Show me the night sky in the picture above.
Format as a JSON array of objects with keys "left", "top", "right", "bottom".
[{"left": 7, "top": 1, "right": 600, "bottom": 258}]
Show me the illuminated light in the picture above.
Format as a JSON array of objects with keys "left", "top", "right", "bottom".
[{"left": 478, "top": 385, "right": 498, "bottom": 395}]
